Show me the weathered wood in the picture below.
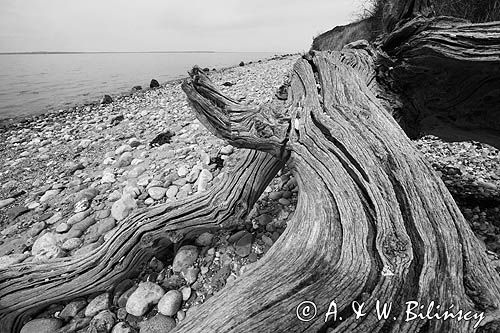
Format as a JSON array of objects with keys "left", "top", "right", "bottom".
[
  {"left": 0, "top": 149, "right": 285, "bottom": 332},
  {"left": 379, "top": 17, "right": 500, "bottom": 148},
  {"left": 177, "top": 47, "right": 500, "bottom": 332}
]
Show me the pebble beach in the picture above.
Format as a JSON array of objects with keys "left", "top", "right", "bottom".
[{"left": 0, "top": 54, "right": 499, "bottom": 333}]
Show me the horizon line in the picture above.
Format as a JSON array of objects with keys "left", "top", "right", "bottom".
[{"left": 0, "top": 50, "right": 285, "bottom": 55}]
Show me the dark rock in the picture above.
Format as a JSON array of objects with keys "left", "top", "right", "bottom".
[
  {"left": 150, "top": 79, "right": 160, "bottom": 88},
  {"left": 101, "top": 95, "right": 113, "bottom": 105},
  {"left": 111, "top": 115, "right": 124, "bottom": 126},
  {"left": 202, "top": 68, "right": 210, "bottom": 72},
  {"left": 113, "top": 279, "right": 135, "bottom": 305},
  {"left": 239, "top": 61, "right": 245, "bottom": 66},
  {"left": 276, "top": 84, "right": 288, "bottom": 100},
  {"left": 235, "top": 232, "right": 253, "bottom": 257},
  {"left": 209, "top": 156, "right": 224, "bottom": 169},
  {"left": 149, "top": 131, "right": 175, "bottom": 147},
  {"left": 132, "top": 85, "right": 142, "bottom": 91},
  {"left": 10, "top": 190, "right": 26, "bottom": 198},
  {"left": 222, "top": 82, "right": 234, "bottom": 87}
]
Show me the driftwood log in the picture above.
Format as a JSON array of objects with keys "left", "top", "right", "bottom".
[{"left": 1, "top": 0, "right": 500, "bottom": 332}]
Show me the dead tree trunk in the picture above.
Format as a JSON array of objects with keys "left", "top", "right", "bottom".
[
  {"left": 174, "top": 48, "right": 500, "bottom": 333},
  {"left": 2, "top": 1, "right": 500, "bottom": 332}
]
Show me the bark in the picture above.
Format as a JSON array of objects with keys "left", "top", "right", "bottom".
[
  {"left": 175, "top": 47, "right": 500, "bottom": 332},
  {"left": 0, "top": 149, "right": 285, "bottom": 332}
]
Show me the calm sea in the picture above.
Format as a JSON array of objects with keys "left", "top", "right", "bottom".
[{"left": 0, "top": 52, "right": 279, "bottom": 119}]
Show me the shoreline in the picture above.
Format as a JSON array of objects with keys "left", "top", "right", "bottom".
[
  {"left": 0, "top": 52, "right": 499, "bottom": 332},
  {"left": 0, "top": 53, "right": 296, "bottom": 130}
]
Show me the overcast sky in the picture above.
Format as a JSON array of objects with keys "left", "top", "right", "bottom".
[{"left": 0, "top": 0, "right": 366, "bottom": 53}]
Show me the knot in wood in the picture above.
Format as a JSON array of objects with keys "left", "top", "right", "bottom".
[
  {"left": 382, "top": 234, "right": 409, "bottom": 259},
  {"left": 140, "top": 233, "right": 155, "bottom": 248},
  {"left": 254, "top": 119, "right": 274, "bottom": 139}
]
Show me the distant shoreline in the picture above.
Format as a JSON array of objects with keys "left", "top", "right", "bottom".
[
  {"left": 0, "top": 53, "right": 296, "bottom": 127},
  {"left": 0, "top": 51, "right": 279, "bottom": 55}
]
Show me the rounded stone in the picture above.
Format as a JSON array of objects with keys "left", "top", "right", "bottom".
[
  {"left": 20, "top": 318, "right": 63, "bottom": 333},
  {"left": 172, "top": 245, "right": 199, "bottom": 273},
  {"left": 139, "top": 314, "right": 176, "bottom": 333},
  {"left": 125, "top": 282, "right": 165, "bottom": 316},
  {"left": 157, "top": 290, "right": 183, "bottom": 316},
  {"left": 85, "top": 293, "right": 110, "bottom": 317}
]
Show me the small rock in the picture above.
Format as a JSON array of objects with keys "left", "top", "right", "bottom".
[
  {"left": 0, "top": 198, "right": 15, "bottom": 209},
  {"left": 20, "top": 318, "right": 63, "bottom": 333},
  {"left": 28, "top": 221, "right": 46, "bottom": 237},
  {"left": 111, "top": 195, "right": 137, "bottom": 221},
  {"left": 147, "top": 187, "right": 166, "bottom": 200},
  {"left": 180, "top": 286, "right": 191, "bottom": 301},
  {"left": 61, "top": 237, "right": 83, "bottom": 251},
  {"left": 32, "top": 232, "right": 64, "bottom": 261},
  {"left": 157, "top": 290, "right": 183, "bottom": 316},
  {"left": 149, "top": 131, "right": 174, "bottom": 147},
  {"left": 111, "top": 115, "right": 124, "bottom": 126},
  {"left": 172, "top": 245, "right": 199, "bottom": 273},
  {"left": 166, "top": 186, "right": 179, "bottom": 199},
  {"left": 102, "top": 170, "right": 117, "bottom": 183},
  {"left": 195, "top": 232, "right": 214, "bottom": 246},
  {"left": 117, "top": 285, "right": 138, "bottom": 308},
  {"left": 46, "top": 211, "right": 63, "bottom": 225},
  {"left": 112, "top": 322, "right": 134, "bottom": 333},
  {"left": 139, "top": 314, "right": 176, "bottom": 333},
  {"left": 116, "top": 152, "right": 133, "bottom": 168},
  {"left": 115, "top": 145, "right": 132, "bottom": 156},
  {"left": 197, "top": 169, "right": 213, "bottom": 192},
  {"left": 59, "top": 299, "right": 87, "bottom": 320},
  {"left": 56, "top": 222, "right": 70, "bottom": 233},
  {"left": 177, "top": 166, "right": 189, "bottom": 178},
  {"left": 182, "top": 267, "right": 199, "bottom": 284},
  {"left": 278, "top": 198, "right": 291, "bottom": 206},
  {"left": 89, "top": 310, "right": 115, "bottom": 333},
  {"left": 220, "top": 145, "right": 234, "bottom": 155},
  {"left": 101, "top": 95, "right": 113, "bottom": 104},
  {"left": 235, "top": 232, "right": 253, "bottom": 258},
  {"left": 186, "top": 166, "right": 201, "bottom": 183},
  {"left": 78, "top": 139, "right": 92, "bottom": 150},
  {"left": 128, "top": 138, "right": 142, "bottom": 148},
  {"left": 125, "top": 282, "right": 165, "bottom": 316},
  {"left": 269, "top": 191, "right": 282, "bottom": 200},
  {"left": 74, "top": 198, "right": 90, "bottom": 213},
  {"left": 39, "top": 189, "right": 60, "bottom": 203},
  {"left": 85, "top": 293, "right": 110, "bottom": 317},
  {"left": 150, "top": 79, "right": 160, "bottom": 88},
  {"left": 8, "top": 205, "right": 29, "bottom": 219},
  {"left": 128, "top": 165, "right": 146, "bottom": 178}
]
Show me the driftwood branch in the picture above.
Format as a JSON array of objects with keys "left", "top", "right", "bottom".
[
  {"left": 175, "top": 48, "right": 500, "bottom": 332},
  {"left": 0, "top": 150, "right": 285, "bottom": 332}
]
